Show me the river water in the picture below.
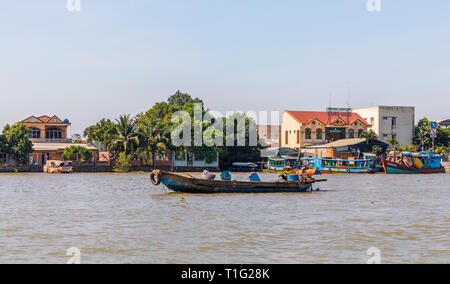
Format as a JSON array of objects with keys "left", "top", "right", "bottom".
[{"left": 0, "top": 173, "right": 448, "bottom": 264}]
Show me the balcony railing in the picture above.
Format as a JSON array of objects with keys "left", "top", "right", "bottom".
[{"left": 30, "top": 138, "right": 73, "bottom": 143}]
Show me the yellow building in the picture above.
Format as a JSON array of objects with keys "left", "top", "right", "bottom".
[
  {"left": 281, "top": 111, "right": 370, "bottom": 150},
  {"left": 20, "top": 115, "right": 98, "bottom": 165}
]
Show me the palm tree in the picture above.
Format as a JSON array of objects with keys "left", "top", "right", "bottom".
[
  {"left": 137, "top": 117, "right": 170, "bottom": 168},
  {"left": 114, "top": 114, "right": 138, "bottom": 155},
  {"left": 360, "top": 130, "right": 378, "bottom": 144}
]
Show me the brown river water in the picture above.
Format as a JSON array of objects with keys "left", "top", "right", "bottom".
[{"left": 0, "top": 173, "right": 449, "bottom": 264}]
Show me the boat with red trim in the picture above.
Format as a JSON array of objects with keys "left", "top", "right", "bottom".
[{"left": 382, "top": 151, "right": 445, "bottom": 174}]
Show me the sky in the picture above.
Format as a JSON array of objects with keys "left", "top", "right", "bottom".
[{"left": 0, "top": 0, "right": 449, "bottom": 135}]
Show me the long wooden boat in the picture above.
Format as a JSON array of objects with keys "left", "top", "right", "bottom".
[
  {"left": 300, "top": 158, "right": 378, "bottom": 174},
  {"left": 381, "top": 159, "right": 445, "bottom": 174},
  {"left": 150, "top": 170, "right": 326, "bottom": 193}
]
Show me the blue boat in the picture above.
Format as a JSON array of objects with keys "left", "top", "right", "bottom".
[
  {"left": 382, "top": 152, "right": 445, "bottom": 174},
  {"left": 299, "top": 157, "right": 377, "bottom": 174},
  {"left": 150, "top": 170, "right": 326, "bottom": 193}
]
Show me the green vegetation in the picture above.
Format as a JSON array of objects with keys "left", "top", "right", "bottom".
[
  {"left": 84, "top": 91, "right": 264, "bottom": 167},
  {"left": 414, "top": 118, "right": 449, "bottom": 151},
  {"left": 360, "top": 130, "right": 378, "bottom": 144},
  {"left": 62, "top": 145, "right": 92, "bottom": 161},
  {"left": 0, "top": 123, "right": 33, "bottom": 165},
  {"left": 371, "top": 145, "right": 384, "bottom": 156},
  {"left": 114, "top": 152, "right": 131, "bottom": 172}
]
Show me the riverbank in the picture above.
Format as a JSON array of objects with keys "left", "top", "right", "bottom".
[{"left": 0, "top": 165, "right": 221, "bottom": 173}]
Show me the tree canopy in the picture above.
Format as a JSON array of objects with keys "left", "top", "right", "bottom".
[
  {"left": 1, "top": 123, "right": 34, "bottom": 165},
  {"left": 62, "top": 145, "right": 93, "bottom": 161},
  {"left": 83, "top": 91, "right": 264, "bottom": 167}
]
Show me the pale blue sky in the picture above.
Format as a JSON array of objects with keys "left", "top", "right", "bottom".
[{"left": 0, "top": 0, "right": 449, "bottom": 135}]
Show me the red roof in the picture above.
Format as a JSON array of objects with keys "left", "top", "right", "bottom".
[
  {"left": 285, "top": 111, "right": 370, "bottom": 126},
  {"left": 38, "top": 115, "right": 51, "bottom": 123}
]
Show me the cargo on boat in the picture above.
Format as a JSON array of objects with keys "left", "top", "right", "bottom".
[
  {"left": 43, "top": 160, "right": 73, "bottom": 174},
  {"left": 150, "top": 170, "right": 326, "bottom": 194},
  {"left": 382, "top": 151, "right": 445, "bottom": 174}
]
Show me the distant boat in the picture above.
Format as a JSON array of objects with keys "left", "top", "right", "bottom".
[
  {"left": 150, "top": 170, "right": 326, "bottom": 194},
  {"left": 301, "top": 158, "right": 378, "bottom": 174},
  {"left": 382, "top": 152, "right": 445, "bottom": 174},
  {"left": 268, "top": 156, "right": 378, "bottom": 174},
  {"left": 43, "top": 160, "right": 73, "bottom": 174}
]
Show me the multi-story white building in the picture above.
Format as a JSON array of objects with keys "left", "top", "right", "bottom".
[{"left": 354, "top": 106, "right": 415, "bottom": 146}]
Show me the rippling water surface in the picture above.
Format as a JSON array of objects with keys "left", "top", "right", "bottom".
[{"left": 0, "top": 173, "right": 448, "bottom": 263}]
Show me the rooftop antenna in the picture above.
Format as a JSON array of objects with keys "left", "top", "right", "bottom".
[
  {"left": 346, "top": 86, "right": 352, "bottom": 124},
  {"left": 328, "top": 92, "right": 332, "bottom": 125}
]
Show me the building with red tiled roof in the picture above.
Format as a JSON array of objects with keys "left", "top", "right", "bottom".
[{"left": 281, "top": 110, "right": 370, "bottom": 149}]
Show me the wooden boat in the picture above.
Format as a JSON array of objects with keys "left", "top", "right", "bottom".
[
  {"left": 43, "top": 160, "right": 73, "bottom": 174},
  {"left": 299, "top": 158, "right": 378, "bottom": 174},
  {"left": 150, "top": 170, "right": 326, "bottom": 193},
  {"left": 382, "top": 152, "right": 445, "bottom": 174}
]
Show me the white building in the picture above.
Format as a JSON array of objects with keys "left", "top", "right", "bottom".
[{"left": 354, "top": 106, "right": 415, "bottom": 146}]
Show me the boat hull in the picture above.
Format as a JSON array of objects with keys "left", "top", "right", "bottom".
[
  {"left": 318, "top": 168, "right": 376, "bottom": 174},
  {"left": 382, "top": 159, "right": 445, "bottom": 174},
  {"left": 153, "top": 171, "right": 320, "bottom": 194}
]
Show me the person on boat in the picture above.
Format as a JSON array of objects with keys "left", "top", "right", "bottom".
[{"left": 279, "top": 166, "right": 295, "bottom": 181}]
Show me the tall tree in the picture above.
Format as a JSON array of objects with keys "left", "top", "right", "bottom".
[
  {"left": 114, "top": 114, "right": 138, "bottom": 155},
  {"left": 84, "top": 118, "right": 118, "bottom": 151},
  {"left": 360, "top": 130, "right": 378, "bottom": 144},
  {"left": 168, "top": 90, "right": 203, "bottom": 107},
  {"left": 136, "top": 116, "right": 170, "bottom": 167}
]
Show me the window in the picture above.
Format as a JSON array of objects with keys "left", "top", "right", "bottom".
[
  {"left": 370, "top": 117, "right": 375, "bottom": 125},
  {"left": 348, "top": 129, "right": 355, "bottom": 139},
  {"left": 383, "top": 134, "right": 388, "bottom": 138},
  {"left": 383, "top": 116, "right": 388, "bottom": 120},
  {"left": 305, "top": 128, "right": 312, "bottom": 140},
  {"left": 45, "top": 128, "right": 63, "bottom": 140},
  {"left": 392, "top": 117, "right": 397, "bottom": 127},
  {"left": 29, "top": 127, "right": 41, "bottom": 139},
  {"left": 316, "top": 129, "right": 323, "bottom": 140}
]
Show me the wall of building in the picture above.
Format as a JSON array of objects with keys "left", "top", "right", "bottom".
[
  {"left": 355, "top": 106, "right": 415, "bottom": 145},
  {"left": 282, "top": 112, "right": 369, "bottom": 149},
  {"left": 281, "top": 112, "right": 302, "bottom": 149}
]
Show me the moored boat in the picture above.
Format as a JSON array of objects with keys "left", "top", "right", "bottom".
[
  {"left": 150, "top": 170, "right": 326, "bottom": 193},
  {"left": 43, "top": 160, "right": 73, "bottom": 174},
  {"left": 300, "top": 158, "right": 378, "bottom": 174},
  {"left": 382, "top": 151, "right": 445, "bottom": 174}
]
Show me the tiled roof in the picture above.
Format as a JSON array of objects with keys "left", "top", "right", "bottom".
[
  {"left": 38, "top": 115, "right": 51, "bottom": 123},
  {"left": 285, "top": 111, "right": 370, "bottom": 126},
  {"left": 21, "top": 115, "right": 68, "bottom": 124}
]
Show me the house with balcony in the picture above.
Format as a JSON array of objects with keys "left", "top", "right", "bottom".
[{"left": 20, "top": 115, "right": 98, "bottom": 165}]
